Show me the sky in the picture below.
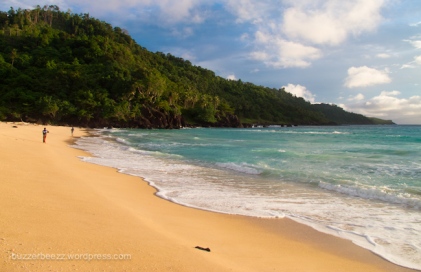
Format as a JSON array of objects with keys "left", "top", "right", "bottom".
[{"left": 2, "top": 0, "right": 420, "bottom": 124}]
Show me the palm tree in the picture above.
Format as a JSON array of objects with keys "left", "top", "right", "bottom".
[
  {"left": 10, "top": 49, "right": 17, "bottom": 69},
  {"left": 32, "top": 5, "right": 41, "bottom": 24}
]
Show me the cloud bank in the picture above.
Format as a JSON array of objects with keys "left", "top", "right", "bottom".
[
  {"left": 227, "top": 0, "right": 387, "bottom": 68},
  {"left": 343, "top": 91, "right": 421, "bottom": 124}
]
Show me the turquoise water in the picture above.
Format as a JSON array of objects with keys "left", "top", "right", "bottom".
[{"left": 74, "top": 125, "right": 421, "bottom": 269}]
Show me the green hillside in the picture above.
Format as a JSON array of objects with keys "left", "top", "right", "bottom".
[{"left": 0, "top": 6, "right": 393, "bottom": 128}]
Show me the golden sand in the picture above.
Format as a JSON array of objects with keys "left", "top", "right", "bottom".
[{"left": 0, "top": 122, "right": 415, "bottom": 271}]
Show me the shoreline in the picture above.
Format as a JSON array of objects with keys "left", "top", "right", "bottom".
[{"left": 0, "top": 122, "right": 417, "bottom": 271}]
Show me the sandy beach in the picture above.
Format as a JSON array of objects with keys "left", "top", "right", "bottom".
[{"left": 0, "top": 122, "right": 416, "bottom": 272}]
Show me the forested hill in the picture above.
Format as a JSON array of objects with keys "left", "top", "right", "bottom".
[{"left": 0, "top": 6, "right": 394, "bottom": 128}]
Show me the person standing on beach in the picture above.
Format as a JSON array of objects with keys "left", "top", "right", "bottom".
[
  {"left": 71, "top": 127, "right": 74, "bottom": 137},
  {"left": 42, "top": 127, "right": 49, "bottom": 143}
]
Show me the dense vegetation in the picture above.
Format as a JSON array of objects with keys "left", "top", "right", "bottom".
[{"left": 0, "top": 6, "right": 394, "bottom": 128}]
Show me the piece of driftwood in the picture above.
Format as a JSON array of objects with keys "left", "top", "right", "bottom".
[{"left": 195, "top": 246, "right": 211, "bottom": 252}]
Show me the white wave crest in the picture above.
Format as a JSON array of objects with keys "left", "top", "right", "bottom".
[
  {"left": 319, "top": 181, "right": 421, "bottom": 209},
  {"left": 216, "top": 162, "right": 262, "bottom": 175}
]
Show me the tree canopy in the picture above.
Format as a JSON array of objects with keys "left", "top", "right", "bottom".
[{"left": 0, "top": 6, "right": 394, "bottom": 127}]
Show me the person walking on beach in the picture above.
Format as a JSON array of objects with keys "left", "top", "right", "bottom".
[
  {"left": 71, "top": 127, "right": 74, "bottom": 137},
  {"left": 42, "top": 127, "right": 49, "bottom": 143}
]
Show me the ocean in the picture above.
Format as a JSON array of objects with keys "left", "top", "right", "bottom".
[{"left": 73, "top": 125, "right": 421, "bottom": 270}]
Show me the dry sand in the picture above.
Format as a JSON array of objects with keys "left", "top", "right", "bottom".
[{"left": 0, "top": 122, "right": 416, "bottom": 271}]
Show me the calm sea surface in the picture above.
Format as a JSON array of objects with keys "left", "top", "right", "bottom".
[{"left": 73, "top": 125, "right": 421, "bottom": 270}]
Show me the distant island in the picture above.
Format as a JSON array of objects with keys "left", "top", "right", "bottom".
[{"left": 0, "top": 6, "right": 395, "bottom": 128}]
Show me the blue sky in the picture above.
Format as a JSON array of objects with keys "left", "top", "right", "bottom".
[{"left": 2, "top": 0, "right": 420, "bottom": 124}]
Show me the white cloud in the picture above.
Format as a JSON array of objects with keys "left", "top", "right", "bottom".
[
  {"left": 376, "top": 53, "right": 390, "bottom": 59},
  {"left": 406, "top": 39, "right": 421, "bottom": 49},
  {"left": 282, "top": 0, "right": 385, "bottom": 45},
  {"left": 162, "top": 47, "right": 197, "bottom": 62},
  {"left": 348, "top": 93, "right": 365, "bottom": 101},
  {"left": 170, "top": 27, "right": 195, "bottom": 38},
  {"left": 251, "top": 31, "right": 322, "bottom": 68},
  {"left": 400, "top": 55, "right": 421, "bottom": 69},
  {"left": 250, "top": 51, "right": 269, "bottom": 62},
  {"left": 344, "top": 66, "right": 391, "bottom": 88},
  {"left": 225, "top": 0, "right": 270, "bottom": 23},
  {"left": 381, "top": 90, "right": 400, "bottom": 96},
  {"left": 227, "top": 74, "right": 237, "bottom": 80},
  {"left": 400, "top": 64, "right": 415, "bottom": 69},
  {"left": 343, "top": 91, "right": 421, "bottom": 124},
  {"left": 283, "top": 84, "right": 316, "bottom": 103}
]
